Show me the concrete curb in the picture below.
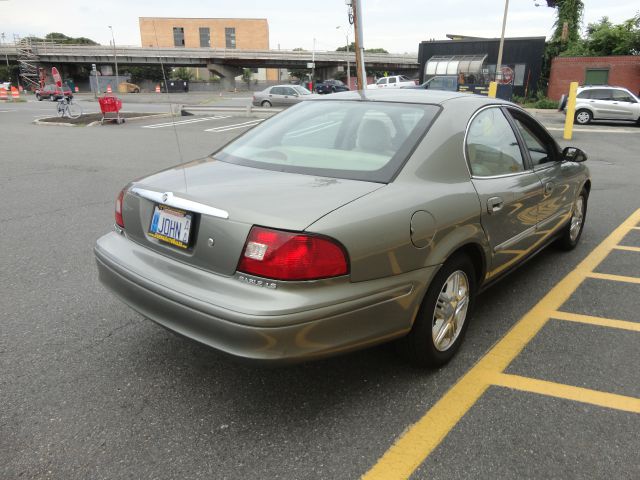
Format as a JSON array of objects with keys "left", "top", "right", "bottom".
[
  {"left": 181, "top": 105, "right": 283, "bottom": 118},
  {"left": 33, "top": 112, "right": 171, "bottom": 127}
]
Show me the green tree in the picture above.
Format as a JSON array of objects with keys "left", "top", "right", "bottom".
[
  {"left": 123, "top": 65, "right": 165, "bottom": 83},
  {"left": 551, "top": 0, "right": 584, "bottom": 44},
  {"left": 336, "top": 43, "right": 389, "bottom": 54},
  {"left": 242, "top": 68, "right": 253, "bottom": 89},
  {"left": 171, "top": 67, "right": 194, "bottom": 81},
  {"left": 581, "top": 15, "right": 640, "bottom": 55}
]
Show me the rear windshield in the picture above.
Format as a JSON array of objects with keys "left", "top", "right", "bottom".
[{"left": 214, "top": 100, "right": 440, "bottom": 183}]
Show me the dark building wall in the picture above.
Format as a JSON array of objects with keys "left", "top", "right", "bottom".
[
  {"left": 418, "top": 37, "right": 546, "bottom": 97},
  {"left": 548, "top": 56, "right": 640, "bottom": 100}
]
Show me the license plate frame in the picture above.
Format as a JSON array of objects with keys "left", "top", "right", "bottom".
[{"left": 148, "top": 204, "right": 193, "bottom": 249}]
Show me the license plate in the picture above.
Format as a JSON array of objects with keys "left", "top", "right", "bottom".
[{"left": 148, "top": 205, "right": 193, "bottom": 249}]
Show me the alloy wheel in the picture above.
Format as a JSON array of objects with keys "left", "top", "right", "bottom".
[{"left": 432, "top": 270, "right": 470, "bottom": 352}]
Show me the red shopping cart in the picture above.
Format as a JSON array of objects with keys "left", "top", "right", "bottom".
[{"left": 98, "top": 94, "right": 124, "bottom": 124}]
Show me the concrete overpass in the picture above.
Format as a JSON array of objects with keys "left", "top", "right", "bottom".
[{"left": 0, "top": 43, "right": 419, "bottom": 88}]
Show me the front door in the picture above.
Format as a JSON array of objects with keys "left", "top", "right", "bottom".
[
  {"left": 506, "top": 107, "right": 574, "bottom": 235},
  {"left": 466, "top": 106, "right": 543, "bottom": 280}
]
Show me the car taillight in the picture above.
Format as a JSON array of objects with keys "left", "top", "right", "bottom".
[
  {"left": 237, "top": 226, "right": 348, "bottom": 281},
  {"left": 115, "top": 189, "right": 125, "bottom": 228}
]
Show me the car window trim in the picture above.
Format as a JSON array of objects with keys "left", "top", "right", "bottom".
[
  {"left": 462, "top": 104, "right": 531, "bottom": 179},
  {"left": 503, "top": 106, "right": 561, "bottom": 168}
]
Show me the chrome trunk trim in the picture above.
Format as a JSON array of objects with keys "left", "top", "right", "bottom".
[{"left": 130, "top": 187, "right": 230, "bottom": 219}]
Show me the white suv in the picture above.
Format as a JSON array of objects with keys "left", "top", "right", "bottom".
[{"left": 569, "top": 86, "right": 640, "bottom": 125}]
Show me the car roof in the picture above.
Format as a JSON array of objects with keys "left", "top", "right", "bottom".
[
  {"left": 578, "top": 85, "right": 630, "bottom": 90},
  {"left": 309, "top": 88, "right": 511, "bottom": 107}
]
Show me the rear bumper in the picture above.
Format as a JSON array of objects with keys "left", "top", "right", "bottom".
[{"left": 95, "top": 231, "right": 436, "bottom": 363}]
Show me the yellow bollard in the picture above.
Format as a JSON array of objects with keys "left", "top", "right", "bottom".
[
  {"left": 563, "top": 81, "right": 579, "bottom": 140},
  {"left": 488, "top": 81, "right": 497, "bottom": 99}
]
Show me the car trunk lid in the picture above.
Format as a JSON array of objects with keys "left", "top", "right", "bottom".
[{"left": 121, "top": 159, "right": 383, "bottom": 276}]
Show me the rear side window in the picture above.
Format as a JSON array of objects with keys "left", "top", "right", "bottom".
[
  {"left": 466, "top": 108, "right": 525, "bottom": 177},
  {"left": 589, "top": 89, "right": 613, "bottom": 100},
  {"left": 215, "top": 101, "right": 440, "bottom": 183},
  {"left": 612, "top": 90, "right": 635, "bottom": 102}
]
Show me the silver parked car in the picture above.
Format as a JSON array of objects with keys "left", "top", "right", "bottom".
[
  {"left": 568, "top": 85, "right": 640, "bottom": 125},
  {"left": 252, "top": 84, "right": 313, "bottom": 107},
  {"left": 95, "top": 90, "right": 590, "bottom": 367}
]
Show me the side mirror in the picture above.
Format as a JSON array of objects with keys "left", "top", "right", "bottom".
[{"left": 562, "top": 146, "right": 588, "bottom": 163}]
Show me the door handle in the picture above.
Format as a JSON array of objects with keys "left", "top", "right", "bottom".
[
  {"left": 544, "top": 182, "right": 555, "bottom": 196},
  {"left": 487, "top": 196, "right": 504, "bottom": 214}
]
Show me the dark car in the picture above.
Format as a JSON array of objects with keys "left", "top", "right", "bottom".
[
  {"left": 315, "top": 79, "right": 350, "bottom": 94},
  {"left": 35, "top": 84, "right": 73, "bottom": 101}
]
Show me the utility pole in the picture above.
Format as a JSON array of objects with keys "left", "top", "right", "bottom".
[
  {"left": 351, "top": 0, "right": 366, "bottom": 90},
  {"left": 495, "top": 0, "right": 509, "bottom": 83},
  {"left": 1, "top": 32, "right": 9, "bottom": 68},
  {"left": 337, "top": 26, "right": 351, "bottom": 89},
  {"left": 311, "top": 37, "right": 316, "bottom": 88},
  {"left": 108, "top": 26, "right": 119, "bottom": 88}
]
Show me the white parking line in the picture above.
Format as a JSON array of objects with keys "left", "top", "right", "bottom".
[
  {"left": 142, "top": 115, "right": 230, "bottom": 129},
  {"left": 0, "top": 109, "right": 16, "bottom": 113},
  {"left": 204, "top": 119, "right": 263, "bottom": 133}
]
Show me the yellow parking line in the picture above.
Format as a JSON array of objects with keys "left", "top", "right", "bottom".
[
  {"left": 490, "top": 373, "right": 640, "bottom": 414},
  {"left": 362, "top": 208, "right": 640, "bottom": 480},
  {"left": 552, "top": 310, "right": 640, "bottom": 332},
  {"left": 613, "top": 245, "right": 640, "bottom": 253},
  {"left": 587, "top": 272, "right": 640, "bottom": 284}
]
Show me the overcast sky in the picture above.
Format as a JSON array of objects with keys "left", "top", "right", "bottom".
[{"left": 2, "top": 0, "right": 638, "bottom": 52}]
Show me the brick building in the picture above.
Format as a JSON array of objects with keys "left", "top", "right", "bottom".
[
  {"left": 547, "top": 56, "right": 640, "bottom": 100},
  {"left": 139, "top": 17, "right": 278, "bottom": 82}
]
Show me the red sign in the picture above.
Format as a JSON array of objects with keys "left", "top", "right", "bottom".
[
  {"left": 500, "top": 66, "right": 514, "bottom": 85},
  {"left": 51, "top": 67, "right": 62, "bottom": 88}
]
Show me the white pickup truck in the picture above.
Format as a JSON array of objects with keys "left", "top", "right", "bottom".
[{"left": 366, "top": 75, "right": 416, "bottom": 89}]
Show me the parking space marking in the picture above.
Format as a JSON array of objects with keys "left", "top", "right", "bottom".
[
  {"left": 490, "top": 373, "right": 640, "bottom": 414},
  {"left": 363, "top": 208, "right": 640, "bottom": 480},
  {"left": 614, "top": 245, "right": 640, "bottom": 253},
  {"left": 552, "top": 311, "right": 640, "bottom": 332},
  {"left": 587, "top": 272, "right": 640, "bottom": 284},
  {"left": 142, "top": 116, "right": 230, "bottom": 129},
  {"left": 204, "top": 119, "right": 263, "bottom": 133}
]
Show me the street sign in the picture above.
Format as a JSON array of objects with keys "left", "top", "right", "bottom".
[
  {"left": 306, "top": 62, "right": 315, "bottom": 69},
  {"left": 500, "top": 66, "right": 514, "bottom": 85},
  {"left": 51, "top": 67, "right": 62, "bottom": 88}
]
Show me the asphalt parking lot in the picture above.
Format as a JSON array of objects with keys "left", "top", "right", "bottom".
[{"left": 1, "top": 97, "right": 639, "bottom": 479}]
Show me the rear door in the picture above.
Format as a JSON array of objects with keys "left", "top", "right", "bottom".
[
  {"left": 466, "top": 106, "right": 544, "bottom": 279},
  {"left": 586, "top": 88, "right": 618, "bottom": 119},
  {"left": 388, "top": 77, "right": 398, "bottom": 88}
]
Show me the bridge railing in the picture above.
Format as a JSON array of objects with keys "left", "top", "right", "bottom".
[{"left": 0, "top": 42, "right": 417, "bottom": 64}]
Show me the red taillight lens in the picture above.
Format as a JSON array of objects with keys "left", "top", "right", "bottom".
[
  {"left": 237, "top": 226, "right": 348, "bottom": 281},
  {"left": 115, "top": 189, "right": 125, "bottom": 228}
]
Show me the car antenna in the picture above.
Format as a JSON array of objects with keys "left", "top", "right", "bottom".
[{"left": 152, "top": 21, "right": 187, "bottom": 192}]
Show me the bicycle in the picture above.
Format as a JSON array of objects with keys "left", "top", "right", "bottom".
[{"left": 56, "top": 96, "right": 82, "bottom": 119}]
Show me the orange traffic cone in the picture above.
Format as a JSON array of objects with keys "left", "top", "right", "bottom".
[
  {"left": 10, "top": 86, "right": 19, "bottom": 100},
  {"left": 106, "top": 84, "right": 112, "bottom": 93},
  {"left": 155, "top": 84, "right": 161, "bottom": 93},
  {"left": 74, "top": 86, "right": 79, "bottom": 93},
  {"left": 0, "top": 88, "right": 7, "bottom": 101}
]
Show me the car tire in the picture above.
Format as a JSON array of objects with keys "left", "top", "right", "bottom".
[
  {"left": 261, "top": 100, "right": 272, "bottom": 108},
  {"left": 397, "top": 253, "right": 477, "bottom": 367},
  {"left": 557, "top": 188, "right": 588, "bottom": 250},
  {"left": 36, "top": 94, "right": 41, "bottom": 101},
  {"left": 134, "top": 88, "right": 140, "bottom": 93},
  {"left": 575, "top": 109, "right": 592, "bottom": 125}
]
